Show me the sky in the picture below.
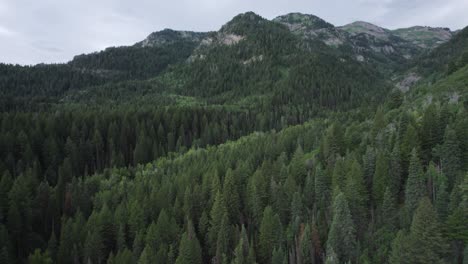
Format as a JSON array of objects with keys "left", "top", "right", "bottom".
[{"left": 1, "top": 0, "right": 467, "bottom": 65}]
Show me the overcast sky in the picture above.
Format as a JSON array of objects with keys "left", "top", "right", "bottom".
[{"left": 1, "top": 0, "right": 467, "bottom": 65}]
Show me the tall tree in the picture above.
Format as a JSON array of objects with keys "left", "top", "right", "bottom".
[
  {"left": 175, "top": 220, "right": 202, "bottom": 264},
  {"left": 406, "top": 197, "right": 447, "bottom": 264},
  {"left": 223, "top": 169, "right": 240, "bottom": 223},
  {"left": 258, "top": 206, "right": 282, "bottom": 264},
  {"left": 326, "top": 192, "right": 356, "bottom": 263},
  {"left": 439, "top": 126, "right": 462, "bottom": 187},
  {"left": 404, "top": 149, "right": 426, "bottom": 218},
  {"left": 373, "top": 151, "right": 390, "bottom": 206}
]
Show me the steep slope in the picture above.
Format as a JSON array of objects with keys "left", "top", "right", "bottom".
[
  {"left": 273, "top": 13, "right": 346, "bottom": 47},
  {"left": 173, "top": 12, "right": 387, "bottom": 109},
  {"left": 415, "top": 26, "right": 468, "bottom": 76},
  {"left": 339, "top": 21, "right": 421, "bottom": 72},
  {"left": 135, "top": 28, "right": 208, "bottom": 47},
  {"left": 392, "top": 26, "right": 453, "bottom": 49}
]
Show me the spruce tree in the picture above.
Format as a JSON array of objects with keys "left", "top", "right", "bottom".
[
  {"left": 223, "top": 169, "right": 240, "bottom": 223},
  {"left": 209, "top": 191, "right": 228, "bottom": 255},
  {"left": 373, "top": 151, "right": 390, "bottom": 206},
  {"left": 440, "top": 126, "right": 461, "bottom": 187},
  {"left": 258, "top": 206, "right": 282, "bottom": 264},
  {"left": 344, "top": 160, "right": 368, "bottom": 234},
  {"left": 406, "top": 198, "right": 447, "bottom": 263},
  {"left": 404, "top": 149, "right": 426, "bottom": 217},
  {"left": 175, "top": 221, "right": 202, "bottom": 264},
  {"left": 326, "top": 192, "right": 356, "bottom": 263}
]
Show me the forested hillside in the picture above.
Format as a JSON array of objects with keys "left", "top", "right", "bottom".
[{"left": 0, "top": 11, "right": 467, "bottom": 264}]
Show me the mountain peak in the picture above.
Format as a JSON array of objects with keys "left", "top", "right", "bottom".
[
  {"left": 136, "top": 29, "right": 208, "bottom": 47},
  {"left": 340, "top": 21, "right": 389, "bottom": 36},
  {"left": 273, "top": 13, "right": 334, "bottom": 30},
  {"left": 220, "top": 11, "right": 266, "bottom": 34}
]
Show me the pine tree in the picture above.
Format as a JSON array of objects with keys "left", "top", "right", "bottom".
[
  {"left": 223, "top": 169, "right": 240, "bottom": 223},
  {"left": 301, "top": 224, "right": 314, "bottom": 264},
  {"left": 27, "top": 249, "right": 52, "bottom": 264},
  {"left": 420, "top": 104, "right": 439, "bottom": 164},
  {"left": 290, "top": 145, "right": 306, "bottom": 186},
  {"left": 232, "top": 225, "right": 249, "bottom": 264},
  {"left": 406, "top": 197, "right": 447, "bottom": 263},
  {"left": 271, "top": 247, "right": 287, "bottom": 264},
  {"left": 326, "top": 192, "right": 356, "bottom": 263},
  {"left": 215, "top": 213, "right": 230, "bottom": 263},
  {"left": 440, "top": 126, "right": 461, "bottom": 187},
  {"left": 84, "top": 230, "right": 104, "bottom": 264},
  {"left": 138, "top": 245, "right": 156, "bottom": 264},
  {"left": 379, "top": 188, "right": 397, "bottom": 229},
  {"left": 373, "top": 151, "right": 390, "bottom": 206},
  {"left": 258, "top": 206, "right": 282, "bottom": 264},
  {"left": 47, "top": 229, "right": 57, "bottom": 262},
  {"left": 389, "top": 230, "right": 409, "bottom": 264},
  {"left": 344, "top": 160, "right": 368, "bottom": 234},
  {"left": 363, "top": 147, "right": 376, "bottom": 197},
  {"left": 427, "top": 163, "right": 450, "bottom": 220},
  {"left": 175, "top": 220, "right": 202, "bottom": 264},
  {"left": 112, "top": 248, "right": 134, "bottom": 264},
  {"left": 404, "top": 149, "right": 426, "bottom": 217},
  {"left": 332, "top": 157, "right": 346, "bottom": 193},
  {"left": 57, "top": 218, "right": 74, "bottom": 264},
  {"left": 389, "top": 143, "right": 402, "bottom": 197},
  {"left": 209, "top": 191, "right": 228, "bottom": 255}
]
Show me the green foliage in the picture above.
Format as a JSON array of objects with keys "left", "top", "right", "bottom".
[
  {"left": 1, "top": 11, "right": 467, "bottom": 264},
  {"left": 326, "top": 192, "right": 356, "bottom": 263},
  {"left": 27, "top": 249, "right": 52, "bottom": 264},
  {"left": 405, "top": 149, "right": 426, "bottom": 217},
  {"left": 258, "top": 206, "right": 282, "bottom": 264},
  {"left": 175, "top": 221, "right": 202, "bottom": 264}
]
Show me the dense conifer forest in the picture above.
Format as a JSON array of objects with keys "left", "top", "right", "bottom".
[{"left": 0, "top": 12, "right": 467, "bottom": 264}]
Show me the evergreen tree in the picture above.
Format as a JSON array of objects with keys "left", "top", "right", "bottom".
[
  {"left": 84, "top": 230, "right": 104, "bottom": 264},
  {"left": 440, "top": 126, "right": 462, "bottom": 187},
  {"left": 223, "top": 169, "right": 240, "bottom": 223},
  {"left": 215, "top": 213, "right": 230, "bottom": 263},
  {"left": 258, "top": 206, "right": 282, "bottom": 264},
  {"left": 290, "top": 145, "right": 307, "bottom": 186},
  {"left": 389, "top": 230, "right": 409, "bottom": 264},
  {"left": 344, "top": 160, "right": 368, "bottom": 234},
  {"left": 389, "top": 143, "right": 402, "bottom": 197},
  {"left": 47, "top": 229, "right": 58, "bottom": 262},
  {"left": 271, "top": 247, "right": 287, "bottom": 264},
  {"left": 406, "top": 197, "right": 447, "bottom": 263},
  {"left": 373, "top": 151, "right": 390, "bottom": 206},
  {"left": 138, "top": 245, "right": 156, "bottom": 264},
  {"left": 232, "top": 225, "right": 249, "bottom": 264},
  {"left": 175, "top": 221, "right": 202, "bottom": 264},
  {"left": 27, "top": 249, "right": 52, "bottom": 264},
  {"left": 405, "top": 149, "right": 426, "bottom": 217},
  {"left": 209, "top": 191, "right": 228, "bottom": 255},
  {"left": 326, "top": 192, "right": 356, "bottom": 263}
]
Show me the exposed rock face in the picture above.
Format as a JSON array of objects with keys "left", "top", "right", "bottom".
[
  {"left": 392, "top": 26, "right": 453, "bottom": 49},
  {"left": 396, "top": 73, "right": 421, "bottom": 92},
  {"left": 340, "top": 21, "right": 391, "bottom": 41},
  {"left": 274, "top": 13, "right": 346, "bottom": 47},
  {"left": 243, "top": 55, "right": 264, "bottom": 65},
  {"left": 219, "top": 34, "right": 244, "bottom": 45},
  {"left": 135, "top": 12, "right": 454, "bottom": 73}
]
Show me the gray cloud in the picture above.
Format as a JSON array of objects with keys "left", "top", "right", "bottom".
[{"left": 1, "top": 0, "right": 467, "bottom": 65}]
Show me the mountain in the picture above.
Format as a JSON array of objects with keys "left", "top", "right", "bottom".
[
  {"left": 273, "top": 13, "right": 346, "bottom": 46},
  {"left": 135, "top": 28, "right": 209, "bottom": 48},
  {"left": 0, "top": 12, "right": 467, "bottom": 264},
  {"left": 392, "top": 26, "right": 453, "bottom": 49}
]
